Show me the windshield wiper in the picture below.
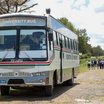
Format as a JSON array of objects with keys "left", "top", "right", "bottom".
[
  {"left": 23, "top": 51, "right": 33, "bottom": 61},
  {"left": 1, "top": 51, "right": 9, "bottom": 61}
]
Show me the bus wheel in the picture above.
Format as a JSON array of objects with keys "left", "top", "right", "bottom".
[
  {"left": 63, "top": 75, "right": 74, "bottom": 86},
  {"left": 45, "top": 85, "right": 53, "bottom": 96},
  {"left": 63, "top": 70, "right": 74, "bottom": 86},
  {"left": 0, "top": 86, "right": 10, "bottom": 96},
  {"left": 68, "top": 69, "right": 74, "bottom": 86},
  {"left": 67, "top": 76, "right": 74, "bottom": 86}
]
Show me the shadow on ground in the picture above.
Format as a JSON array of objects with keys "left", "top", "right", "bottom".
[{"left": 0, "top": 83, "right": 79, "bottom": 102}]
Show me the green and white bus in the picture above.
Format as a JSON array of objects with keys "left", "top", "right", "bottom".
[{"left": 0, "top": 13, "right": 79, "bottom": 96}]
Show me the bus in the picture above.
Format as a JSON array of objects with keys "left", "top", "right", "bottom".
[{"left": 0, "top": 13, "right": 79, "bottom": 96}]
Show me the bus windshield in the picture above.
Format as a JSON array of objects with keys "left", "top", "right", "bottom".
[
  {"left": 0, "top": 30, "right": 16, "bottom": 59},
  {"left": 19, "top": 29, "right": 47, "bottom": 59},
  {"left": 0, "top": 29, "right": 47, "bottom": 60}
]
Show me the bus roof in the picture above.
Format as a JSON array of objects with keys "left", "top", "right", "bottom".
[
  {"left": 47, "top": 15, "right": 77, "bottom": 40},
  {"left": 0, "top": 13, "right": 46, "bottom": 18},
  {"left": 0, "top": 13, "right": 77, "bottom": 40}
]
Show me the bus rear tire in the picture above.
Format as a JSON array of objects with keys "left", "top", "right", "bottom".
[
  {"left": 63, "top": 70, "right": 74, "bottom": 86},
  {"left": 63, "top": 78, "right": 74, "bottom": 86},
  {"left": 67, "top": 77, "right": 74, "bottom": 86},
  {"left": 45, "top": 85, "right": 53, "bottom": 96},
  {"left": 0, "top": 86, "right": 10, "bottom": 96},
  {"left": 68, "top": 68, "right": 74, "bottom": 86}
]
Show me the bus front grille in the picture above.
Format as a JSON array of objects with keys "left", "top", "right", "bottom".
[
  {"left": 0, "top": 72, "right": 31, "bottom": 77},
  {"left": 8, "top": 79, "right": 24, "bottom": 84}
]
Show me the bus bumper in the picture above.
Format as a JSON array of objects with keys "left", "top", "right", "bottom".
[{"left": 0, "top": 76, "right": 50, "bottom": 86}]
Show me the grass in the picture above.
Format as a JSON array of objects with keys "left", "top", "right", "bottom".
[{"left": 79, "top": 58, "right": 89, "bottom": 73}]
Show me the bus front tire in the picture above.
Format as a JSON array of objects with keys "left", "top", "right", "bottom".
[
  {"left": 0, "top": 86, "right": 10, "bottom": 96},
  {"left": 45, "top": 85, "right": 53, "bottom": 96}
]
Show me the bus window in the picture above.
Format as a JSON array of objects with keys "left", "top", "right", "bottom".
[
  {"left": 0, "top": 30, "right": 16, "bottom": 59},
  {"left": 0, "top": 30, "right": 16, "bottom": 51},
  {"left": 76, "top": 41, "right": 79, "bottom": 51},
  {"left": 74, "top": 41, "right": 77, "bottom": 50},
  {"left": 19, "top": 29, "right": 47, "bottom": 59},
  {"left": 64, "top": 36, "right": 67, "bottom": 48},
  {"left": 48, "top": 30, "right": 53, "bottom": 51},
  {"left": 56, "top": 32, "right": 58, "bottom": 46},
  {"left": 62, "top": 35, "right": 65, "bottom": 48},
  {"left": 66, "top": 37, "right": 68, "bottom": 48},
  {"left": 53, "top": 31, "right": 56, "bottom": 45},
  {"left": 56, "top": 32, "right": 60, "bottom": 46},
  {"left": 73, "top": 40, "right": 76, "bottom": 50},
  {"left": 20, "top": 29, "right": 46, "bottom": 50},
  {"left": 70, "top": 39, "right": 73, "bottom": 50},
  {"left": 72, "top": 40, "right": 75, "bottom": 50},
  {"left": 68, "top": 38, "right": 71, "bottom": 49}
]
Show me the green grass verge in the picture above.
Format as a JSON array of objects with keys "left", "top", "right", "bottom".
[{"left": 79, "top": 58, "right": 88, "bottom": 73}]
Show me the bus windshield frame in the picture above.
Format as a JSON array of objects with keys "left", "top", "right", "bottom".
[{"left": 0, "top": 28, "right": 48, "bottom": 61}]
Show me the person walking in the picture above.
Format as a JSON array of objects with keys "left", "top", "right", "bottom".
[{"left": 87, "top": 60, "right": 91, "bottom": 70}]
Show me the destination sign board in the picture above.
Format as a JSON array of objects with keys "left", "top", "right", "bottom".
[{"left": 0, "top": 16, "right": 46, "bottom": 27}]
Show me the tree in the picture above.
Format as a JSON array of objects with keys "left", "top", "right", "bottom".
[
  {"left": 58, "top": 18, "right": 89, "bottom": 53},
  {"left": 59, "top": 17, "right": 104, "bottom": 57},
  {"left": 0, "top": 0, "right": 38, "bottom": 14},
  {"left": 92, "top": 46, "right": 104, "bottom": 56},
  {"left": 76, "top": 29, "right": 90, "bottom": 54},
  {"left": 58, "top": 17, "right": 76, "bottom": 32}
]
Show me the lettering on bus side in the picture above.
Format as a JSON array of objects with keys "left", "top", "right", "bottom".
[{"left": 66, "top": 54, "right": 72, "bottom": 60}]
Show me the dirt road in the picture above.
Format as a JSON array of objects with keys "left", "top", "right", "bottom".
[{"left": 0, "top": 69, "right": 104, "bottom": 104}]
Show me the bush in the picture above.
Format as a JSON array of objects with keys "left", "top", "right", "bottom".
[{"left": 80, "top": 54, "right": 90, "bottom": 59}]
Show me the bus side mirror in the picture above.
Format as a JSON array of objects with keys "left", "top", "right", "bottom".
[{"left": 48, "top": 31, "right": 53, "bottom": 41}]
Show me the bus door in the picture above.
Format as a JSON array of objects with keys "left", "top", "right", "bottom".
[{"left": 59, "top": 38, "right": 63, "bottom": 82}]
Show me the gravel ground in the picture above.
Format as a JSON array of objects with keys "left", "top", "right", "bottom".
[{"left": 0, "top": 69, "right": 104, "bottom": 104}]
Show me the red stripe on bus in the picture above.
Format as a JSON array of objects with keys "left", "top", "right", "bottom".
[{"left": 0, "top": 61, "right": 51, "bottom": 65}]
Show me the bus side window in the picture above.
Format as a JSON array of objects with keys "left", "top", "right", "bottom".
[
  {"left": 74, "top": 41, "right": 77, "bottom": 51},
  {"left": 62, "top": 35, "right": 65, "bottom": 48},
  {"left": 70, "top": 39, "right": 73, "bottom": 50},
  {"left": 64, "top": 36, "right": 67, "bottom": 48},
  {"left": 72, "top": 40, "right": 75, "bottom": 50},
  {"left": 77, "top": 41, "right": 79, "bottom": 51},
  {"left": 56, "top": 32, "right": 58, "bottom": 46},
  {"left": 53, "top": 31, "right": 57, "bottom": 46},
  {"left": 65, "top": 37, "right": 68, "bottom": 48},
  {"left": 56, "top": 32, "right": 60, "bottom": 46},
  {"left": 73, "top": 40, "right": 76, "bottom": 50},
  {"left": 76, "top": 41, "right": 79, "bottom": 51},
  {"left": 68, "top": 38, "right": 70, "bottom": 49},
  {"left": 48, "top": 30, "right": 53, "bottom": 51}
]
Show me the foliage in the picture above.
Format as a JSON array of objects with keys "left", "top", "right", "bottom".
[
  {"left": 80, "top": 58, "right": 88, "bottom": 73},
  {"left": 91, "top": 46, "right": 104, "bottom": 56},
  {"left": 58, "top": 17, "right": 104, "bottom": 57},
  {"left": 0, "top": 0, "right": 38, "bottom": 14},
  {"left": 76, "top": 29, "right": 90, "bottom": 54},
  {"left": 58, "top": 18, "right": 76, "bottom": 32},
  {"left": 80, "top": 53, "right": 91, "bottom": 59}
]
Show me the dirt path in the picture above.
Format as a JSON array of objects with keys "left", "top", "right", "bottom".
[{"left": 0, "top": 69, "right": 104, "bottom": 104}]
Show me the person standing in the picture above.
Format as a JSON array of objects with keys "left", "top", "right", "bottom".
[{"left": 87, "top": 60, "right": 91, "bottom": 69}]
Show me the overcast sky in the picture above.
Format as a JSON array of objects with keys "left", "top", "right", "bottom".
[{"left": 31, "top": 0, "right": 104, "bottom": 49}]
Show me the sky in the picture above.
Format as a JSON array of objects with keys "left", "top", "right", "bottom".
[{"left": 30, "top": 0, "right": 104, "bottom": 49}]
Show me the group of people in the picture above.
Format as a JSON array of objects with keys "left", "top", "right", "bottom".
[{"left": 87, "top": 59, "right": 104, "bottom": 69}]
